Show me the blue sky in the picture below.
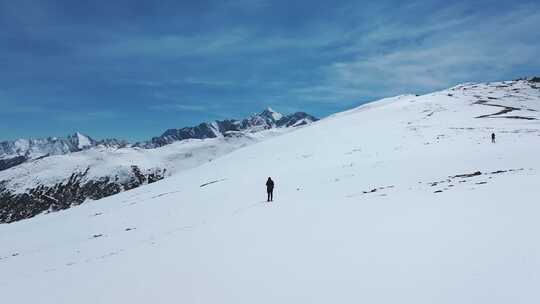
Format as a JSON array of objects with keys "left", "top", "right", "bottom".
[{"left": 1, "top": 0, "right": 539, "bottom": 141}]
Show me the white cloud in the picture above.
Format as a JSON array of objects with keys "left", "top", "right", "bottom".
[
  {"left": 288, "top": 4, "right": 540, "bottom": 104},
  {"left": 76, "top": 2, "right": 540, "bottom": 110}
]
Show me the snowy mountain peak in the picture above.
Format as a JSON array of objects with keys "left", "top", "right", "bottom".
[
  {"left": 71, "top": 132, "right": 94, "bottom": 149},
  {"left": 259, "top": 107, "right": 284, "bottom": 121},
  {"left": 143, "top": 109, "right": 318, "bottom": 148}
]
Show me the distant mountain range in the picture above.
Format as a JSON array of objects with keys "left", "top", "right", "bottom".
[
  {"left": 0, "top": 108, "right": 317, "bottom": 171},
  {"left": 0, "top": 108, "right": 318, "bottom": 223},
  {"left": 0, "top": 133, "right": 128, "bottom": 171},
  {"left": 137, "top": 108, "right": 316, "bottom": 148}
]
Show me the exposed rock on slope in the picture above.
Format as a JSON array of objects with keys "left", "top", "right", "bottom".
[{"left": 0, "top": 166, "right": 165, "bottom": 223}]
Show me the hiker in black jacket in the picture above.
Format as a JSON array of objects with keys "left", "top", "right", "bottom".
[{"left": 266, "top": 177, "right": 274, "bottom": 202}]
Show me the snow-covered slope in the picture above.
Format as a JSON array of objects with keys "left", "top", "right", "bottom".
[
  {"left": 0, "top": 129, "right": 293, "bottom": 223},
  {"left": 0, "top": 131, "right": 283, "bottom": 194},
  {"left": 0, "top": 109, "right": 318, "bottom": 223},
  {"left": 1, "top": 79, "right": 539, "bottom": 303}
]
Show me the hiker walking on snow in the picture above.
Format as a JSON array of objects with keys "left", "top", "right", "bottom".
[
  {"left": 266, "top": 177, "right": 274, "bottom": 202},
  {"left": 491, "top": 132, "right": 496, "bottom": 143}
]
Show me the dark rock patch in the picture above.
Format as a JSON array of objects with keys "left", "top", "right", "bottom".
[
  {"left": 498, "top": 116, "right": 537, "bottom": 120},
  {"left": 0, "top": 156, "right": 28, "bottom": 172},
  {"left": 473, "top": 100, "right": 525, "bottom": 119},
  {"left": 363, "top": 188, "right": 378, "bottom": 194},
  {"left": 452, "top": 171, "right": 482, "bottom": 179},
  {"left": 200, "top": 179, "right": 226, "bottom": 187},
  {"left": 361, "top": 185, "right": 394, "bottom": 195},
  {"left": 0, "top": 166, "right": 166, "bottom": 224}
]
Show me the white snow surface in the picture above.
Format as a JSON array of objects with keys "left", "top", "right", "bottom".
[
  {"left": 0, "top": 129, "right": 289, "bottom": 193},
  {"left": 1, "top": 80, "right": 540, "bottom": 303}
]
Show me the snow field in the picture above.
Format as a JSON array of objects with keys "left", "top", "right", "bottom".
[{"left": 1, "top": 80, "right": 539, "bottom": 303}]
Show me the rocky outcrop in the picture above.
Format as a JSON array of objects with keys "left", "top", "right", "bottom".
[
  {"left": 0, "top": 155, "right": 27, "bottom": 171},
  {"left": 0, "top": 166, "right": 165, "bottom": 223}
]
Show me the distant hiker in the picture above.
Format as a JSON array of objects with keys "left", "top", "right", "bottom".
[
  {"left": 491, "top": 132, "right": 496, "bottom": 143},
  {"left": 266, "top": 177, "right": 274, "bottom": 202}
]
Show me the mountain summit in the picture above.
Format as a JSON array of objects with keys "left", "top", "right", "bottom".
[
  {"left": 140, "top": 108, "right": 317, "bottom": 148},
  {"left": 260, "top": 107, "right": 283, "bottom": 121}
]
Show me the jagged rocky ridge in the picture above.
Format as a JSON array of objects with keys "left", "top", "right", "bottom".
[
  {"left": 0, "top": 166, "right": 165, "bottom": 223},
  {"left": 0, "top": 108, "right": 318, "bottom": 223},
  {"left": 138, "top": 108, "right": 317, "bottom": 148}
]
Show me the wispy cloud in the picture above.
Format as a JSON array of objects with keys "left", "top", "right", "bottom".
[
  {"left": 93, "top": 26, "right": 343, "bottom": 61},
  {"left": 95, "top": 29, "right": 251, "bottom": 58},
  {"left": 182, "top": 77, "right": 241, "bottom": 87},
  {"left": 287, "top": 3, "right": 540, "bottom": 103},
  {"left": 55, "top": 111, "right": 119, "bottom": 122},
  {"left": 148, "top": 103, "right": 210, "bottom": 112},
  {"left": 219, "top": 0, "right": 271, "bottom": 11}
]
